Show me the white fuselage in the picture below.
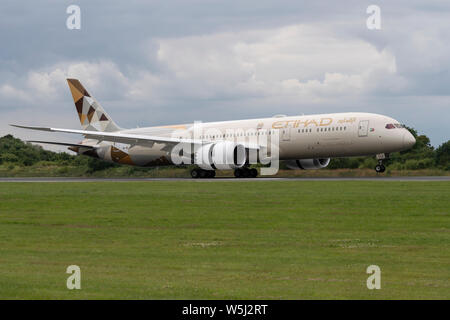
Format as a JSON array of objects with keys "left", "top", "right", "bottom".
[{"left": 83, "top": 112, "right": 416, "bottom": 167}]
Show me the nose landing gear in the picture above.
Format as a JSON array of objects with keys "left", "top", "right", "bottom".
[
  {"left": 374, "top": 153, "right": 388, "bottom": 173},
  {"left": 375, "top": 161, "right": 386, "bottom": 173}
]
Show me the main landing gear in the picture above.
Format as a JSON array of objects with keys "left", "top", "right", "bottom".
[
  {"left": 374, "top": 153, "right": 388, "bottom": 173},
  {"left": 234, "top": 167, "right": 258, "bottom": 178},
  {"left": 190, "top": 168, "right": 216, "bottom": 179},
  {"left": 190, "top": 167, "right": 258, "bottom": 179}
]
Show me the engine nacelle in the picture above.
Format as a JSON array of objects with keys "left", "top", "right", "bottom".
[
  {"left": 285, "top": 158, "right": 330, "bottom": 170},
  {"left": 195, "top": 141, "right": 246, "bottom": 170}
]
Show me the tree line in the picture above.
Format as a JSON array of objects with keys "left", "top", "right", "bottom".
[{"left": 0, "top": 134, "right": 116, "bottom": 172}]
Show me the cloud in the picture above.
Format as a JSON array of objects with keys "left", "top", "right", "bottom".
[
  {"left": 0, "top": 61, "right": 131, "bottom": 108},
  {"left": 0, "top": 84, "right": 30, "bottom": 102},
  {"left": 155, "top": 24, "right": 400, "bottom": 102},
  {"left": 0, "top": 23, "right": 402, "bottom": 113}
]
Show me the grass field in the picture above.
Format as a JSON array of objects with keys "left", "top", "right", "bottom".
[{"left": 0, "top": 181, "right": 448, "bottom": 299}]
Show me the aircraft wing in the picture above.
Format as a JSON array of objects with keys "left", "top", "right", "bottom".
[
  {"left": 11, "top": 124, "right": 261, "bottom": 150},
  {"left": 27, "top": 140, "right": 96, "bottom": 149}
]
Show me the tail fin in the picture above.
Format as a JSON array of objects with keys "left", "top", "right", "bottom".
[{"left": 66, "top": 78, "right": 121, "bottom": 132}]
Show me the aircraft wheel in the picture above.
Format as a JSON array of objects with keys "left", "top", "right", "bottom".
[
  {"left": 250, "top": 168, "right": 258, "bottom": 178},
  {"left": 234, "top": 169, "right": 242, "bottom": 178},
  {"left": 204, "top": 170, "right": 215, "bottom": 178},
  {"left": 375, "top": 164, "right": 386, "bottom": 173},
  {"left": 191, "top": 169, "right": 200, "bottom": 178}
]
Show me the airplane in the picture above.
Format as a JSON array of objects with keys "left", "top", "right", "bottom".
[{"left": 11, "top": 78, "right": 416, "bottom": 178}]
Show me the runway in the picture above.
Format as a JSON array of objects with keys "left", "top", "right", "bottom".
[{"left": 0, "top": 176, "right": 449, "bottom": 182}]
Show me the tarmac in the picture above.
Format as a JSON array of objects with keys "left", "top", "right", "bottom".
[{"left": 0, "top": 176, "right": 449, "bottom": 182}]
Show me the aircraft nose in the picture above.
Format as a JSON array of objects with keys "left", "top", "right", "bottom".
[{"left": 403, "top": 131, "right": 416, "bottom": 149}]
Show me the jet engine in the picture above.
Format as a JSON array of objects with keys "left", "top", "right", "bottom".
[
  {"left": 285, "top": 158, "right": 330, "bottom": 170},
  {"left": 194, "top": 141, "right": 246, "bottom": 170}
]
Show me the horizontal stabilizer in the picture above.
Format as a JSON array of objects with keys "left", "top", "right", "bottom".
[{"left": 11, "top": 124, "right": 52, "bottom": 131}]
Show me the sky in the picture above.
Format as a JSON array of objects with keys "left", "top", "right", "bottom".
[{"left": 1, "top": 0, "right": 449, "bottom": 151}]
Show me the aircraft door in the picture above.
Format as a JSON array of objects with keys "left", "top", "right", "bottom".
[
  {"left": 358, "top": 120, "right": 369, "bottom": 137},
  {"left": 281, "top": 127, "right": 291, "bottom": 141}
]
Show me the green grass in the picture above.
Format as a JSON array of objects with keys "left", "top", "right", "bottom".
[{"left": 0, "top": 181, "right": 448, "bottom": 299}]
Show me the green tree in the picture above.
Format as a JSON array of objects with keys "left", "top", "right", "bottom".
[
  {"left": 86, "top": 158, "right": 118, "bottom": 172},
  {"left": 435, "top": 140, "right": 450, "bottom": 170},
  {"left": 0, "top": 153, "right": 19, "bottom": 163},
  {"left": 0, "top": 134, "right": 77, "bottom": 166},
  {"left": 398, "top": 127, "right": 435, "bottom": 160},
  {"left": 387, "top": 127, "right": 435, "bottom": 168}
]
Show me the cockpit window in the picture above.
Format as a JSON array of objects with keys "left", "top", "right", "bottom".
[{"left": 385, "top": 123, "right": 405, "bottom": 129}]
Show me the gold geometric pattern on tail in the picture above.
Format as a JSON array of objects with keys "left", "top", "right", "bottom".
[{"left": 67, "top": 79, "right": 120, "bottom": 132}]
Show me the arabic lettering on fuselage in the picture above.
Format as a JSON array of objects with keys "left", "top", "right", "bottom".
[{"left": 271, "top": 117, "right": 356, "bottom": 129}]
